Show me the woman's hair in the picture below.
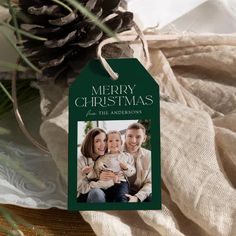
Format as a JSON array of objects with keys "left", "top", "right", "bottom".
[{"left": 81, "top": 128, "right": 107, "bottom": 160}]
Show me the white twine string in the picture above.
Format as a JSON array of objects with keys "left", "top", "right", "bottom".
[
  {"left": 97, "top": 21, "right": 151, "bottom": 80},
  {"left": 12, "top": 66, "right": 50, "bottom": 154},
  {"left": 97, "top": 22, "right": 179, "bottom": 80}
]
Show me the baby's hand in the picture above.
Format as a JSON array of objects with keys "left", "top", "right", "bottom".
[
  {"left": 81, "top": 166, "right": 92, "bottom": 174},
  {"left": 120, "top": 162, "right": 128, "bottom": 170},
  {"left": 113, "top": 174, "right": 120, "bottom": 184},
  {"left": 100, "top": 171, "right": 115, "bottom": 181},
  {"left": 118, "top": 172, "right": 124, "bottom": 179}
]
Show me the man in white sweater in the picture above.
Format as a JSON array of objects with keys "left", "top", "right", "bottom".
[{"left": 123, "top": 123, "right": 152, "bottom": 202}]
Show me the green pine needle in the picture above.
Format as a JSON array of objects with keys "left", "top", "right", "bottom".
[
  {"left": 11, "top": 210, "right": 48, "bottom": 236},
  {"left": 0, "top": 61, "right": 27, "bottom": 72},
  {"left": 0, "top": 21, "right": 48, "bottom": 41},
  {"left": 64, "top": 0, "right": 119, "bottom": 40},
  {"left": 7, "top": 0, "right": 22, "bottom": 42},
  {"left": 0, "top": 225, "right": 12, "bottom": 235},
  {"left": 0, "top": 1, "right": 10, "bottom": 9},
  {"left": 0, "top": 206, "right": 48, "bottom": 236},
  {"left": 0, "top": 207, "right": 20, "bottom": 236},
  {"left": 0, "top": 30, "right": 42, "bottom": 74},
  {"left": 0, "top": 79, "right": 39, "bottom": 116},
  {"left": 51, "top": 0, "right": 73, "bottom": 13},
  {"left": 0, "top": 127, "right": 10, "bottom": 135},
  {"left": 2, "top": 212, "right": 18, "bottom": 231},
  {"left": 0, "top": 81, "right": 14, "bottom": 103}
]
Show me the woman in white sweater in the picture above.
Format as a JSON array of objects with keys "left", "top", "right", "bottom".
[{"left": 77, "top": 128, "right": 121, "bottom": 202}]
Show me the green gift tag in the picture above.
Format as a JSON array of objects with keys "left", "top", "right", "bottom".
[{"left": 69, "top": 58, "right": 161, "bottom": 211}]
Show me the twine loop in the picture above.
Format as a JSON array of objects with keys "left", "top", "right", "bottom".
[
  {"left": 97, "top": 21, "right": 151, "bottom": 80},
  {"left": 12, "top": 62, "right": 50, "bottom": 154}
]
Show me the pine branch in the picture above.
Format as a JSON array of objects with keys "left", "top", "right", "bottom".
[{"left": 64, "top": 0, "right": 118, "bottom": 40}]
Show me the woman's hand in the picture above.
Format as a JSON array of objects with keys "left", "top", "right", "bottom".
[
  {"left": 99, "top": 171, "right": 115, "bottom": 181},
  {"left": 81, "top": 165, "right": 92, "bottom": 174},
  {"left": 113, "top": 174, "right": 120, "bottom": 183},
  {"left": 125, "top": 194, "right": 139, "bottom": 202}
]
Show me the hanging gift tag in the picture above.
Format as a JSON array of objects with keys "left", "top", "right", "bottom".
[{"left": 68, "top": 58, "right": 161, "bottom": 211}]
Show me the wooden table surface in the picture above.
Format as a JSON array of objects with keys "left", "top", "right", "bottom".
[{"left": 1, "top": 205, "right": 95, "bottom": 236}]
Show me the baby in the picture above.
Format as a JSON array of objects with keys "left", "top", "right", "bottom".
[{"left": 82, "top": 130, "right": 136, "bottom": 202}]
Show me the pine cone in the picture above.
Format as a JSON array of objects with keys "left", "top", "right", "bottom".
[{"left": 16, "top": 0, "right": 134, "bottom": 81}]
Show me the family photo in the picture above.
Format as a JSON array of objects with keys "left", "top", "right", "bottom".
[{"left": 77, "top": 120, "right": 152, "bottom": 203}]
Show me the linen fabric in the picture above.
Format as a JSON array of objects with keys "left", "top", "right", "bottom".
[{"left": 40, "top": 33, "right": 236, "bottom": 236}]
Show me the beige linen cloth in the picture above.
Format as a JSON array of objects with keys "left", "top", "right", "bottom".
[{"left": 40, "top": 33, "right": 236, "bottom": 236}]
